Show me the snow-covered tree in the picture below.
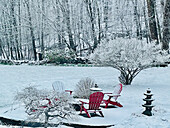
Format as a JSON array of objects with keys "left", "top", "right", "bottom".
[
  {"left": 90, "top": 38, "right": 169, "bottom": 85},
  {"left": 15, "top": 86, "right": 76, "bottom": 128}
]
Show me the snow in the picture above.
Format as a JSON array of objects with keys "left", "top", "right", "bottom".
[
  {"left": 90, "top": 87, "right": 103, "bottom": 91},
  {"left": 0, "top": 65, "right": 170, "bottom": 127},
  {"left": 0, "top": 65, "right": 119, "bottom": 107}
]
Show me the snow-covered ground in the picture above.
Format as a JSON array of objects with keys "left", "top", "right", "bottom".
[{"left": 0, "top": 65, "right": 170, "bottom": 127}]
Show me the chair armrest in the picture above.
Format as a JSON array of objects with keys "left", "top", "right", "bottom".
[
  {"left": 65, "top": 90, "right": 73, "bottom": 95},
  {"left": 104, "top": 93, "right": 112, "bottom": 95},
  {"left": 79, "top": 100, "right": 89, "bottom": 104},
  {"left": 107, "top": 94, "right": 121, "bottom": 97},
  {"left": 41, "top": 98, "right": 52, "bottom": 105}
]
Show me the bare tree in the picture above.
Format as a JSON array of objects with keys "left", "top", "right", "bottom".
[
  {"left": 25, "top": 0, "right": 37, "bottom": 60},
  {"left": 146, "top": 0, "right": 159, "bottom": 41},
  {"left": 132, "top": 0, "right": 142, "bottom": 39},
  {"left": 162, "top": 0, "right": 170, "bottom": 51}
]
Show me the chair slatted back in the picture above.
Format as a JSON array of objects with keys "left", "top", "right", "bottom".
[
  {"left": 113, "top": 83, "right": 123, "bottom": 100},
  {"left": 89, "top": 92, "right": 104, "bottom": 110},
  {"left": 52, "top": 81, "right": 65, "bottom": 93}
]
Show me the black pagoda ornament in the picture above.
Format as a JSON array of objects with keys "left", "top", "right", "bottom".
[{"left": 142, "top": 88, "right": 154, "bottom": 116}]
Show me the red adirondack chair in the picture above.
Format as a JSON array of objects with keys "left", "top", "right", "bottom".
[
  {"left": 79, "top": 92, "right": 104, "bottom": 118},
  {"left": 103, "top": 83, "right": 123, "bottom": 108}
]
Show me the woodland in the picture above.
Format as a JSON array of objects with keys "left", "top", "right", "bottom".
[{"left": 0, "top": 0, "right": 169, "bottom": 61}]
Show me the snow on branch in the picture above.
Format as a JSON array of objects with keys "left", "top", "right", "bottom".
[
  {"left": 91, "top": 38, "right": 168, "bottom": 69},
  {"left": 15, "top": 86, "right": 76, "bottom": 126},
  {"left": 90, "top": 38, "right": 169, "bottom": 85}
]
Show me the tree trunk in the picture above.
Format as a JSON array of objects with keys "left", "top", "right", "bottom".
[
  {"left": 162, "top": 0, "right": 170, "bottom": 50},
  {"left": 25, "top": 0, "right": 37, "bottom": 61},
  {"left": 18, "top": 0, "right": 24, "bottom": 60},
  {"left": 44, "top": 110, "right": 49, "bottom": 128},
  {"left": 11, "top": 0, "right": 21, "bottom": 60},
  {"left": 119, "top": 71, "right": 133, "bottom": 85},
  {"left": 41, "top": 0, "right": 45, "bottom": 57},
  {"left": 0, "top": 40, "right": 4, "bottom": 58},
  {"left": 65, "top": 0, "right": 77, "bottom": 53},
  {"left": 146, "top": 0, "right": 158, "bottom": 41},
  {"left": 85, "top": 0, "right": 98, "bottom": 52},
  {"left": 103, "top": 0, "right": 109, "bottom": 41},
  {"left": 118, "top": 69, "right": 141, "bottom": 85},
  {"left": 133, "top": 0, "right": 142, "bottom": 39},
  {"left": 143, "top": 0, "right": 151, "bottom": 43},
  {"left": 97, "top": 3, "right": 101, "bottom": 46}
]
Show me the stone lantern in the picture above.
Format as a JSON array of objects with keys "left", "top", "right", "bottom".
[{"left": 142, "top": 88, "right": 154, "bottom": 116}]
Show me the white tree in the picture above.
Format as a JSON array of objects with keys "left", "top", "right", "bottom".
[
  {"left": 15, "top": 86, "right": 76, "bottom": 128},
  {"left": 90, "top": 38, "right": 169, "bottom": 85}
]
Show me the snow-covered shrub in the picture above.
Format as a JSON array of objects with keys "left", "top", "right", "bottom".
[
  {"left": 46, "top": 50, "right": 76, "bottom": 64},
  {"left": 90, "top": 38, "right": 169, "bottom": 85},
  {"left": 74, "top": 77, "right": 95, "bottom": 98},
  {"left": 15, "top": 86, "right": 75, "bottom": 128}
]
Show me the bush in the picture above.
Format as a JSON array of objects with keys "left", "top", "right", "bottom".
[
  {"left": 15, "top": 86, "right": 75, "bottom": 127},
  {"left": 74, "top": 77, "right": 95, "bottom": 99},
  {"left": 46, "top": 50, "right": 90, "bottom": 65},
  {"left": 0, "top": 59, "right": 14, "bottom": 65},
  {"left": 46, "top": 50, "right": 75, "bottom": 64}
]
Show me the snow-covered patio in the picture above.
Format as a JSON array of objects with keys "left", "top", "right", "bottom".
[{"left": 0, "top": 65, "right": 170, "bottom": 127}]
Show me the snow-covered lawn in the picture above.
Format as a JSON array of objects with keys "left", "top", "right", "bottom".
[{"left": 0, "top": 65, "right": 170, "bottom": 127}]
